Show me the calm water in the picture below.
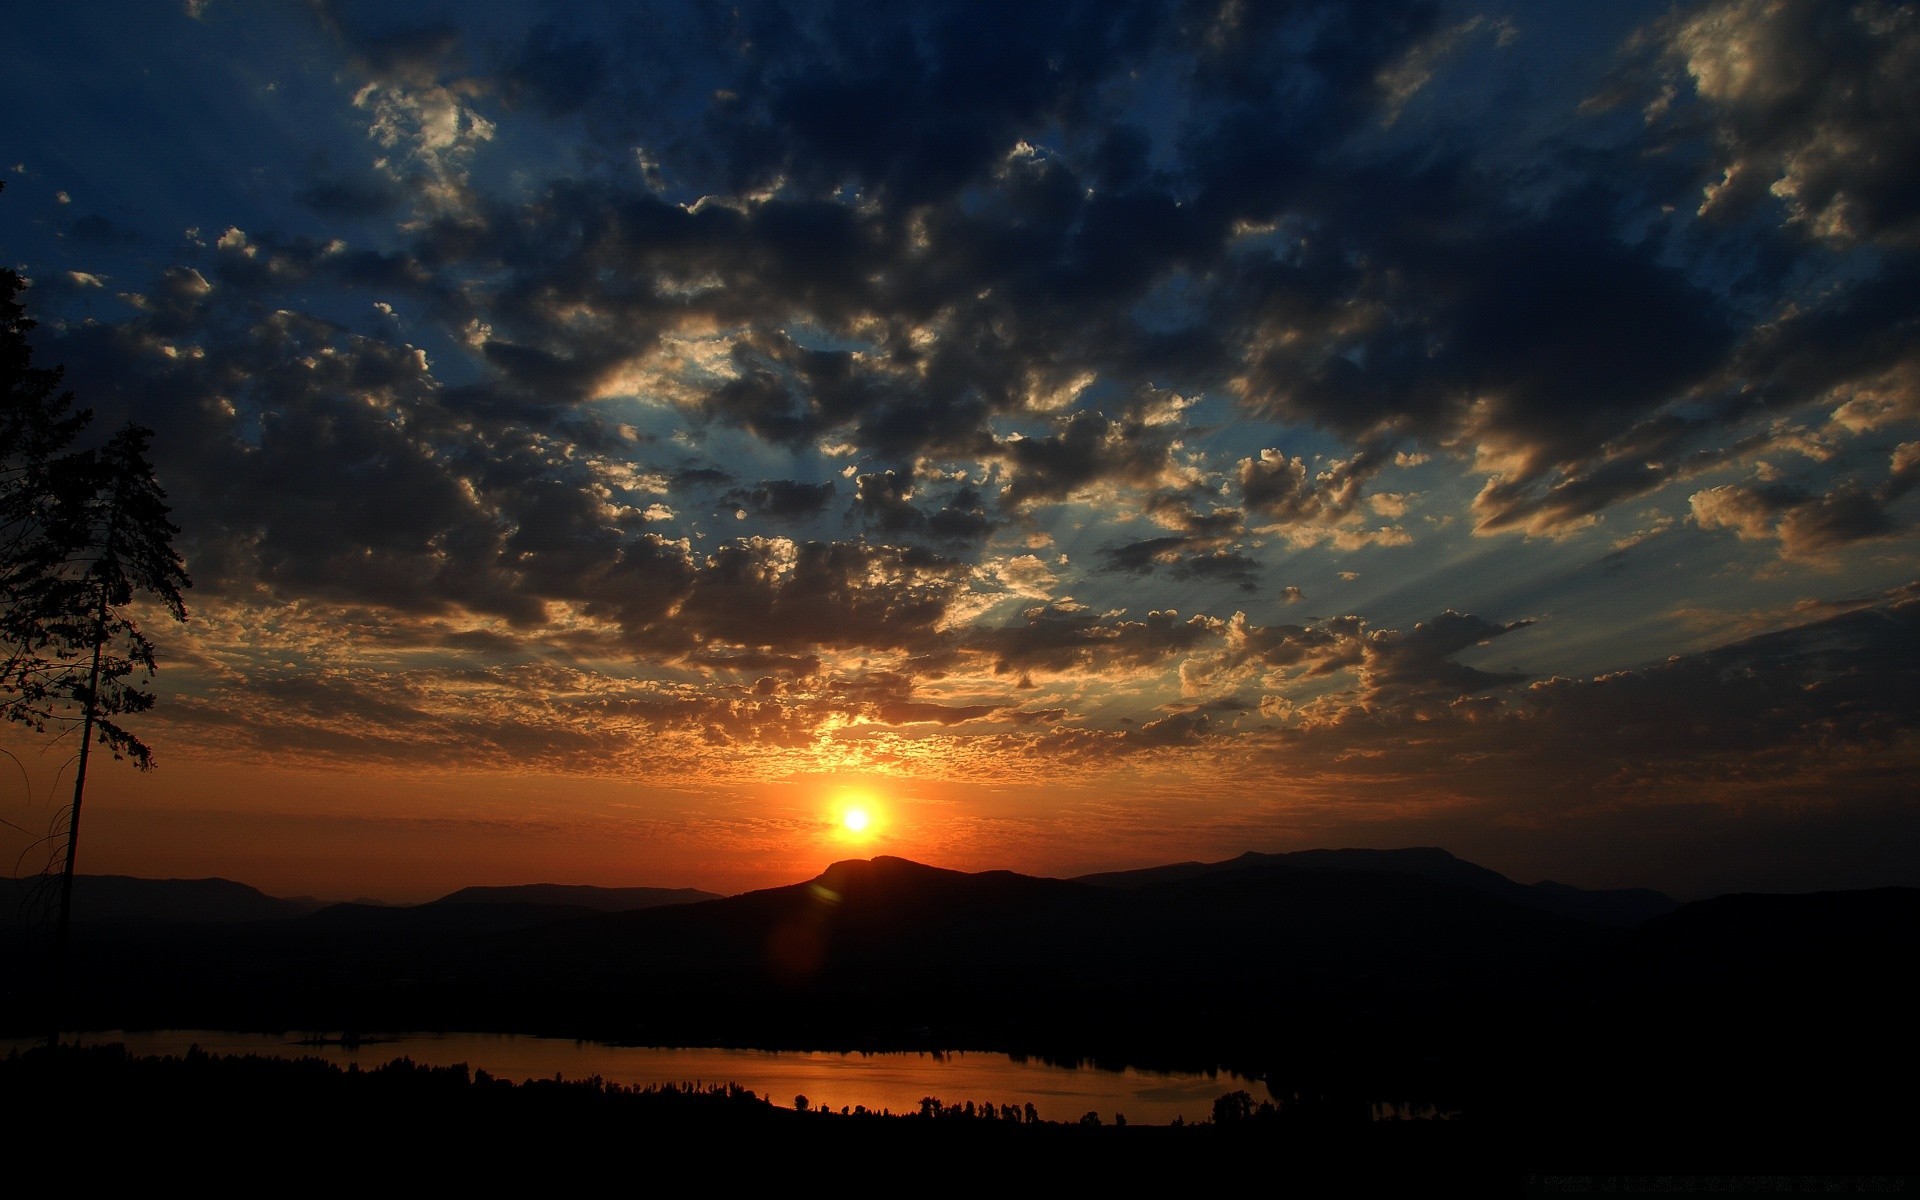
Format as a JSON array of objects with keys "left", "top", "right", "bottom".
[{"left": 11, "top": 1030, "right": 1265, "bottom": 1125}]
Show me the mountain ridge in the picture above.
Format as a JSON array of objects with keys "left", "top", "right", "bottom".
[
  {"left": 5, "top": 851, "right": 1913, "bottom": 1093},
  {"left": 9, "top": 846, "right": 1681, "bottom": 927},
  {"left": 1073, "top": 846, "right": 1679, "bottom": 927},
  {"left": 431, "top": 883, "right": 724, "bottom": 911}
]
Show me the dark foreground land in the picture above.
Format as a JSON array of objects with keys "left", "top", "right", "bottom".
[
  {"left": 4, "top": 852, "right": 1916, "bottom": 1188},
  {"left": 10, "top": 1042, "right": 1910, "bottom": 1193}
]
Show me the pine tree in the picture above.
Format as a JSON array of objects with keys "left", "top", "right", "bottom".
[
  {"left": 1, "top": 266, "right": 93, "bottom": 700},
  {"left": 0, "top": 262, "right": 191, "bottom": 972}
]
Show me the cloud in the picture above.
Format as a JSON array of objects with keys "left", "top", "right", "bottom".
[
  {"left": 673, "top": 537, "right": 971, "bottom": 655},
  {"left": 1654, "top": 0, "right": 1920, "bottom": 245},
  {"left": 852, "top": 470, "right": 921, "bottom": 533},
  {"left": 296, "top": 176, "right": 403, "bottom": 219},
  {"left": 968, "top": 605, "right": 1222, "bottom": 679},
  {"left": 502, "top": 22, "right": 608, "bottom": 117},
  {"left": 1359, "top": 610, "right": 1532, "bottom": 705},
  {"left": 1375, "top": 16, "right": 1514, "bottom": 128},
  {"left": 997, "top": 408, "right": 1195, "bottom": 510},
  {"left": 1094, "top": 494, "right": 1258, "bottom": 586},
  {"left": 983, "top": 554, "right": 1059, "bottom": 600},
  {"left": 8, "top": 0, "right": 1919, "bottom": 882},
  {"left": 1239, "top": 446, "right": 1383, "bottom": 526},
  {"left": 1690, "top": 479, "right": 1906, "bottom": 559},
  {"left": 721, "top": 479, "right": 837, "bottom": 520}
]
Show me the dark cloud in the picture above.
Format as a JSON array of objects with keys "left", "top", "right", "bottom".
[
  {"left": 845, "top": 470, "right": 995, "bottom": 542},
  {"left": 1239, "top": 446, "right": 1382, "bottom": 525},
  {"left": 1191, "top": 591, "right": 1920, "bottom": 892},
  {"left": 296, "top": 177, "right": 403, "bottom": 219},
  {"left": 1124, "top": 709, "right": 1211, "bottom": 749},
  {"left": 1100, "top": 537, "right": 1260, "bottom": 592},
  {"left": 1508, "top": 595, "right": 1918, "bottom": 770},
  {"left": 1643, "top": 0, "right": 1920, "bottom": 247},
  {"left": 264, "top": 0, "right": 1810, "bottom": 548},
  {"left": 852, "top": 470, "right": 921, "bottom": 534},
  {"left": 677, "top": 538, "right": 969, "bottom": 654},
  {"left": 796, "top": 668, "right": 999, "bottom": 729},
  {"left": 969, "top": 604, "right": 1221, "bottom": 678},
  {"left": 1002, "top": 707, "right": 1068, "bottom": 727},
  {"left": 1691, "top": 480, "right": 1904, "bottom": 559},
  {"left": 1228, "top": 187, "right": 1736, "bottom": 528},
  {"left": 36, "top": 263, "right": 964, "bottom": 653},
  {"left": 998, "top": 408, "right": 1186, "bottom": 509},
  {"left": 1167, "top": 548, "right": 1261, "bottom": 592},
  {"left": 66, "top": 214, "right": 137, "bottom": 244},
  {"left": 723, "top": 479, "right": 836, "bottom": 520},
  {"left": 717, "top": 1, "right": 1169, "bottom": 207},
  {"left": 1226, "top": 613, "right": 1367, "bottom": 676},
  {"left": 686, "top": 649, "right": 821, "bottom": 678},
  {"left": 1101, "top": 536, "right": 1190, "bottom": 576},
  {"left": 503, "top": 22, "right": 608, "bottom": 117},
  {"left": 309, "top": 4, "right": 465, "bottom": 82},
  {"left": 45, "top": 300, "right": 533, "bottom": 620},
  {"left": 1360, "top": 610, "right": 1531, "bottom": 705},
  {"left": 7, "top": 0, "right": 1917, "bottom": 896},
  {"left": 672, "top": 467, "right": 735, "bottom": 490},
  {"left": 925, "top": 486, "right": 994, "bottom": 542}
]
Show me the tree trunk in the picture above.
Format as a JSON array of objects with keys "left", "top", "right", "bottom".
[{"left": 50, "top": 580, "right": 109, "bottom": 1044}]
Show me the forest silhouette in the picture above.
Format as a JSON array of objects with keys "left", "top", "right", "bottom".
[{"left": 5, "top": 849, "right": 1915, "bottom": 1185}]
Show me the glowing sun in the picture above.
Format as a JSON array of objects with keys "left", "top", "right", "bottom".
[{"left": 830, "top": 790, "right": 886, "bottom": 843}]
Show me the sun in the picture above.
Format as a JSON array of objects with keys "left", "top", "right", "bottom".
[{"left": 829, "top": 788, "right": 886, "bottom": 844}]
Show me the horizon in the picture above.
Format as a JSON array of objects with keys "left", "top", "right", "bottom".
[
  {"left": 23, "top": 843, "right": 1844, "bottom": 909},
  {"left": 3, "top": 1, "right": 1917, "bottom": 907}
]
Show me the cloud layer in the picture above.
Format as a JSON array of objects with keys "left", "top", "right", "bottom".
[{"left": 2, "top": 0, "right": 1916, "bottom": 894}]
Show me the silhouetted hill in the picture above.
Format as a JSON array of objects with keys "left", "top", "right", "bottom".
[
  {"left": 1615, "top": 886, "right": 1919, "bottom": 1018},
  {"left": 1, "top": 874, "right": 317, "bottom": 926},
  {"left": 93, "top": 853, "right": 1603, "bottom": 1071},
  {"left": 432, "top": 883, "right": 721, "bottom": 911},
  {"left": 294, "top": 898, "right": 607, "bottom": 936},
  {"left": 1076, "top": 847, "right": 1678, "bottom": 927},
  {"left": 6, "top": 856, "right": 1911, "bottom": 1173},
  {"left": 9, "top": 853, "right": 1602, "bottom": 1053},
  {"left": 12, "top": 852, "right": 1913, "bottom": 1136},
  {"left": 1466, "top": 885, "right": 1920, "bottom": 1157}
]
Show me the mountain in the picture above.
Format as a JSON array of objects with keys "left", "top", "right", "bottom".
[
  {"left": 1075, "top": 847, "right": 1678, "bottom": 927},
  {"left": 15, "top": 851, "right": 1909, "bottom": 1104},
  {"left": 8, "top": 853, "right": 1909, "bottom": 1166},
  {"left": 0, "top": 874, "right": 318, "bottom": 926},
  {"left": 431, "top": 883, "right": 722, "bottom": 911},
  {"left": 32, "top": 853, "right": 1616, "bottom": 1067}
]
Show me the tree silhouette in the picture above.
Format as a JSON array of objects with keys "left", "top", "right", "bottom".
[
  {"left": 0, "top": 261, "right": 190, "bottom": 986},
  {"left": 1211, "top": 1089, "right": 1254, "bottom": 1124},
  {"left": 1, "top": 267, "right": 91, "bottom": 697}
]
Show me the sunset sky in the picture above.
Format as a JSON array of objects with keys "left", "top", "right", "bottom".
[{"left": 3, "top": 0, "right": 1916, "bottom": 903}]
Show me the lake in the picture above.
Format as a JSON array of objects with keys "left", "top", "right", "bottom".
[{"left": 9, "top": 1030, "right": 1267, "bottom": 1125}]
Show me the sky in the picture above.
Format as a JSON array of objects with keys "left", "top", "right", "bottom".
[{"left": 2, "top": 0, "right": 1916, "bottom": 903}]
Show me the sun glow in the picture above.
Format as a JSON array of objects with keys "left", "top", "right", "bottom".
[{"left": 829, "top": 788, "right": 886, "bottom": 844}]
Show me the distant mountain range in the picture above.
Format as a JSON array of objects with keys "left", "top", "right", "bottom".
[
  {"left": 6, "top": 847, "right": 1662, "bottom": 928},
  {"left": 5, "top": 848, "right": 1912, "bottom": 1115},
  {"left": 1072, "top": 847, "right": 1678, "bottom": 927},
  {"left": 434, "top": 883, "right": 722, "bottom": 911},
  {"left": 5, "top": 848, "right": 1911, "bottom": 1161},
  {"left": 1, "top": 875, "right": 722, "bottom": 927},
  {"left": 0, "top": 874, "right": 319, "bottom": 925}
]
